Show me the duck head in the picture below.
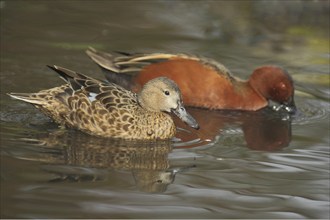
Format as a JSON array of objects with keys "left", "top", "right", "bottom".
[
  {"left": 138, "top": 77, "right": 199, "bottom": 129},
  {"left": 250, "top": 66, "right": 296, "bottom": 114}
]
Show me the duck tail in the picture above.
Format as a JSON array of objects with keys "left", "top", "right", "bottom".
[
  {"left": 85, "top": 47, "right": 134, "bottom": 89},
  {"left": 86, "top": 47, "right": 119, "bottom": 73},
  {"left": 7, "top": 92, "right": 43, "bottom": 105}
]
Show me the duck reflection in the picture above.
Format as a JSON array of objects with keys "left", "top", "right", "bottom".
[
  {"left": 24, "top": 131, "right": 190, "bottom": 193},
  {"left": 174, "top": 107, "right": 292, "bottom": 151}
]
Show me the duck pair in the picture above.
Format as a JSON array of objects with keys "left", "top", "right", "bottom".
[{"left": 8, "top": 48, "right": 296, "bottom": 140}]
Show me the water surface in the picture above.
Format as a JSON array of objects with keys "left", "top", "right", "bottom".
[{"left": 1, "top": 1, "right": 329, "bottom": 219}]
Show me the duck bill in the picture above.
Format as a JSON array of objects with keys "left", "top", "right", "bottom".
[
  {"left": 283, "top": 97, "right": 297, "bottom": 114},
  {"left": 172, "top": 104, "right": 199, "bottom": 130},
  {"left": 271, "top": 97, "right": 297, "bottom": 114}
]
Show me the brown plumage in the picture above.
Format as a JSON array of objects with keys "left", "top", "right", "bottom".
[
  {"left": 8, "top": 65, "right": 199, "bottom": 140},
  {"left": 86, "top": 47, "right": 296, "bottom": 113}
]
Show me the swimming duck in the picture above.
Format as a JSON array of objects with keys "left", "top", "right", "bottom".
[
  {"left": 86, "top": 48, "right": 296, "bottom": 113},
  {"left": 8, "top": 65, "right": 199, "bottom": 140}
]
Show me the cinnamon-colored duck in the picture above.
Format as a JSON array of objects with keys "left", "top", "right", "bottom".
[{"left": 86, "top": 48, "right": 296, "bottom": 113}]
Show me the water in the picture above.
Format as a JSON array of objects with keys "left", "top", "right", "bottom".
[{"left": 1, "top": 1, "right": 329, "bottom": 219}]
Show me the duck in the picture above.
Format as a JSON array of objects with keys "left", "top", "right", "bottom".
[
  {"left": 86, "top": 47, "right": 296, "bottom": 113},
  {"left": 8, "top": 65, "right": 199, "bottom": 140}
]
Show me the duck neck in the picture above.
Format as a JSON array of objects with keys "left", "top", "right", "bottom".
[
  {"left": 137, "top": 94, "right": 158, "bottom": 112},
  {"left": 137, "top": 109, "right": 176, "bottom": 139},
  {"left": 224, "top": 80, "right": 268, "bottom": 111}
]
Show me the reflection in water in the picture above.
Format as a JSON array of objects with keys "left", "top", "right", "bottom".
[
  {"left": 241, "top": 110, "right": 292, "bottom": 151},
  {"left": 1, "top": 1, "right": 329, "bottom": 218},
  {"left": 17, "top": 131, "right": 192, "bottom": 193},
  {"left": 175, "top": 107, "right": 292, "bottom": 151}
]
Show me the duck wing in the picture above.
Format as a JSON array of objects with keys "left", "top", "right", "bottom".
[{"left": 86, "top": 47, "right": 234, "bottom": 88}]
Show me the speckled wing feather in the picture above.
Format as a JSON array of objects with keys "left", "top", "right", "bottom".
[{"left": 46, "top": 65, "right": 144, "bottom": 138}]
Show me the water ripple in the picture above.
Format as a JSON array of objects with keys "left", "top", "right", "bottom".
[{"left": 293, "top": 97, "right": 330, "bottom": 125}]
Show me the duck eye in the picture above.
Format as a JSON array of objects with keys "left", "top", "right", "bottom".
[{"left": 164, "top": 90, "right": 170, "bottom": 96}]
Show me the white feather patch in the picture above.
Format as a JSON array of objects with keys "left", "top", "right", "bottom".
[{"left": 88, "top": 93, "right": 97, "bottom": 102}]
